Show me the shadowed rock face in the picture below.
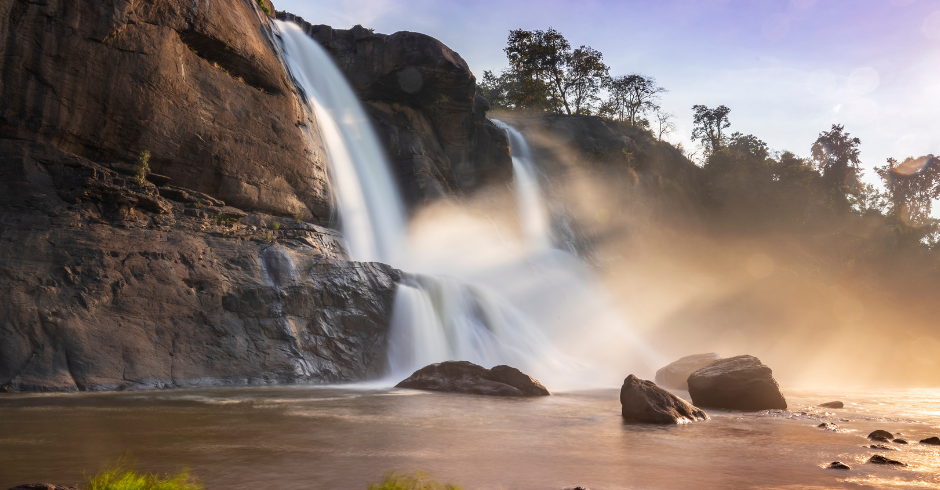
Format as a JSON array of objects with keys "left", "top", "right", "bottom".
[
  {"left": 396, "top": 361, "right": 550, "bottom": 396},
  {"left": 687, "top": 355, "right": 787, "bottom": 411},
  {"left": 620, "top": 374, "right": 709, "bottom": 424},
  {"left": 0, "top": 0, "right": 332, "bottom": 221},
  {"left": 654, "top": 353, "right": 721, "bottom": 391},
  {"left": 0, "top": 140, "right": 400, "bottom": 392},
  {"left": 276, "top": 13, "right": 512, "bottom": 209}
]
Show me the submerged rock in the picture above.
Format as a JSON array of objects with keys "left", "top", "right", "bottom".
[
  {"left": 819, "top": 401, "right": 844, "bottom": 409},
  {"left": 687, "top": 355, "right": 787, "bottom": 411},
  {"left": 893, "top": 438, "right": 909, "bottom": 444},
  {"left": 868, "top": 455, "right": 906, "bottom": 466},
  {"left": 396, "top": 361, "right": 550, "bottom": 396},
  {"left": 920, "top": 436, "right": 940, "bottom": 445},
  {"left": 818, "top": 422, "right": 838, "bottom": 430},
  {"left": 620, "top": 374, "right": 709, "bottom": 424},
  {"left": 868, "top": 430, "right": 894, "bottom": 442},
  {"left": 654, "top": 353, "right": 721, "bottom": 390},
  {"left": 827, "top": 462, "right": 850, "bottom": 470},
  {"left": 867, "top": 444, "right": 897, "bottom": 451}
]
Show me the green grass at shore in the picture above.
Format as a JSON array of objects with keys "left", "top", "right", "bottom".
[
  {"left": 368, "top": 471, "right": 462, "bottom": 490},
  {"left": 87, "top": 465, "right": 203, "bottom": 490}
]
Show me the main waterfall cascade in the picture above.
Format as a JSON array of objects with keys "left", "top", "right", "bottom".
[{"left": 275, "top": 21, "right": 657, "bottom": 387}]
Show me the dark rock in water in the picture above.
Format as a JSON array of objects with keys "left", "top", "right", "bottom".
[
  {"left": 867, "top": 444, "right": 897, "bottom": 451},
  {"left": 276, "top": 14, "right": 513, "bottom": 209},
  {"left": 893, "top": 438, "right": 909, "bottom": 444},
  {"left": 818, "top": 422, "right": 838, "bottom": 430},
  {"left": 8, "top": 484, "right": 79, "bottom": 490},
  {"left": 619, "top": 374, "right": 709, "bottom": 424},
  {"left": 868, "top": 430, "right": 894, "bottom": 442},
  {"left": 396, "top": 361, "right": 550, "bottom": 397},
  {"left": 827, "top": 462, "right": 850, "bottom": 470},
  {"left": 868, "top": 455, "right": 906, "bottom": 466},
  {"left": 654, "top": 353, "right": 721, "bottom": 390},
  {"left": 920, "top": 436, "right": 940, "bottom": 445},
  {"left": 819, "top": 401, "right": 844, "bottom": 409},
  {"left": 686, "top": 355, "right": 787, "bottom": 411}
]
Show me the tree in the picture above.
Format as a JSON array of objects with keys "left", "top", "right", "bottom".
[
  {"left": 502, "top": 28, "right": 608, "bottom": 115},
  {"left": 604, "top": 74, "right": 665, "bottom": 126},
  {"left": 691, "top": 105, "right": 731, "bottom": 154},
  {"left": 875, "top": 155, "right": 940, "bottom": 245},
  {"left": 654, "top": 111, "right": 676, "bottom": 141},
  {"left": 727, "top": 132, "right": 769, "bottom": 160},
  {"left": 811, "top": 124, "right": 862, "bottom": 202}
]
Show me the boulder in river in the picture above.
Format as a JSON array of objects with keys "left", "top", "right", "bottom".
[
  {"left": 868, "top": 455, "right": 906, "bottom": 466},
  {"left": 867, "top": 444, "right": 897, "bottom": 451},
  {"left": 620, "top": 374, "right": 709, "bottom": 424},
  {"left": 654, "top": 353, "right": 721, "bottom": 390},
  {"left": 818, "top": 422, "right": 838, "bottom": 430},
  {"left": 868, "top": 430, "right": 894, "bottom": 442},
  {"left": 893, "top": 438, "right": 909, "bottom": 444},
  {"left": 827, "top": 462, "right": 850, "bottom": 470},
  {"left": 819, "top": 401, "right": 844, "bottom": 409},
  {"left": 686, "top": 355, "right": 787, "bottom": 411},
  {"left": 395, "top": 361, "right": 550, "bottom": 396},
  {"left": 920, "top": 436, "right": 940, "bottom": 445}
]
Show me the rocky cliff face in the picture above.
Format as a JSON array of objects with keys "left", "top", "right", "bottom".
[
  {"left": 1, "top": 0, "right": 331, "bottom": 221},
  {"left": 0, "top": 140, "right": 399, "bottom": 391},
  {"left": 0, "top": 1, "right": 405, "bottom": 392},
  {"left": 276, "top": 13, "right": 512, "bottom": 208}
]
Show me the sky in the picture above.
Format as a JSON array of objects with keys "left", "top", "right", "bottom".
[{"left": 276, "top": 0, "right": 940, "bottom": 181}]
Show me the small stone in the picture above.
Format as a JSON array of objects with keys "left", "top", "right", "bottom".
[
  {"left": 868, "top": 430, "right": 894, "bottom": 442},
  {"left": 827, "top": 461, "right": 850, "bottom": 470},
  {"left": 920, "top": 436, "right": 940, "bottom": 445},
  {"left": 818, "top": 422, "right": 838, "bottom": 430},
  {"left": 867, "top": 444, "right": 897, "bottom": 451},
  {"left": 893, "top": 438, "right": 908, "bottom": 444},
  {"left": 868, "top": 455, "right": 906, "bottom": 466},
  {"left": 819, "top": 401, "right": 844, "bottom": 409}
]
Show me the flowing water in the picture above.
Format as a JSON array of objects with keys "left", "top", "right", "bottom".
[
  {"left": 1, "top": 387, "right": 939, "bottom": 490},
  {"left": 275, "top": 21, "right": 650, "bottom": 386}
]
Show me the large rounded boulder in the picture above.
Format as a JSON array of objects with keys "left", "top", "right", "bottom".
[
  {"left": 654, "top": 353, "right": 721, "bottom": 390},
  {"left": 687, "top": 355, "right": 787, "bottom": 411},
  {"left": 620, "top": 375, "right": 709, "bottom": 424},
  {"left": 396, "top": 361, "right": 550, "bottom": 396}
]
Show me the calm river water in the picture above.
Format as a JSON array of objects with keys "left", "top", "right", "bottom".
[{"left": 1, "top": 386, "right": 938, "bottom": 489}]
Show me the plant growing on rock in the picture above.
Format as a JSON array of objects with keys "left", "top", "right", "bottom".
[
  {"left": 134, "top": 151, "right": 151, "bottom": 186},
  {"left": 368, "top": 471, "right": 462, "bottom": 490},
  {"left": 255, "top": 0, "right": 270, "bottom": 15},
  {"left": 271, "top": 221, "right": 281, "bottom": 230},
  {"left": 294, "top": 211, "right": 304, "bottom": 224}
]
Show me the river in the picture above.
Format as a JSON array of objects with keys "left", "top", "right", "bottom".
[{"left": 2, "top": 386, "right": 938, "bottom": 489}]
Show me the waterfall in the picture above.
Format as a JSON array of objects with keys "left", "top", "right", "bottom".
[
  {"left": 275, "top": 20, "right": 656, "bottom": 387},
  {"left": 274, "top": 21, "right": 405, "bottom": 264},
  {"left": 491, "top": 119, "right": 553, "bottom": 251}
]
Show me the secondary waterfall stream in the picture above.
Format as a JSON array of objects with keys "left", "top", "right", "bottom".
[{"left": 275, "top": 21, "right": 654, "bottom": 387}]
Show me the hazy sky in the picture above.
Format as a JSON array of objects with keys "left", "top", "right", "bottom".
[{"left": 276, "top": 0, "right": 939, "bottom": 180}]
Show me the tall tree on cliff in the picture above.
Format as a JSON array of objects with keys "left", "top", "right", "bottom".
[
  {"left": 691, "top": 104, "right": 731, "bottom": 155},
  {"left": 499, "top": 28, "right": 608, "bottom": 114},
  {"left": 811, "top": 124, "right": 862, "bottom": 209},
  {"left": 603, "top": 74, "right": 666, "bottom": 126}
]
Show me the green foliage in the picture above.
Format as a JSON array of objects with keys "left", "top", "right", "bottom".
[
  {"left": 264, "top": 231, "right": 272, "bottom": 241},
  {"left": 87, "top": 464, "right": 202, "bottom": 490},
  {"left": 368, "top": 471, "right": 462, "bottom": 490},
  {"left": 812, "top": 124, "right": 862, "bottom": 205},
  {"left": 256, "top": 0, "right": 270, "bottom": 15},
  {"left": 134, "top": 151, "right": 151, "bottom": 186},
  {"left": 691, "top": 105, "right": 731, "bottom": 155},
  {"left": 271, "top": 221, "right": 281, "bottom": 230},
  {"left": 293, "top": 211, "right": 304, "bottom": 224},
  {"left": 602, "top": 74, "right": 665, "bottom": 126}
]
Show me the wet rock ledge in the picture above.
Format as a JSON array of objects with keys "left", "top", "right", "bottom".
[{"left": 0, "top": 140, "right": 400, "bottom": 392}]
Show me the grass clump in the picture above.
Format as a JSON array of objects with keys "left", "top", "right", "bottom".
[
  {"left": 87, "top": 463, "right": 202, "bottom": 490},
  {"left": 368, "top": 471, "right": 462, "bottom": 490},
  {"left": 134, "top": 150, "right": 151, "bottom": 186},
  {"left": 293, "top": 211, "right": 304, "bottom": 224},
  {"left": 271, "top": 221, "right": 281, "bottom": 230},
  {"left": 256, "top": 0, "right": 270, "bottom": 15}
]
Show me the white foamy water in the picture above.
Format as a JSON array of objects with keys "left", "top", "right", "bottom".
[{"left": 275, "top": 20, "right": 652, "bottom": 387}]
